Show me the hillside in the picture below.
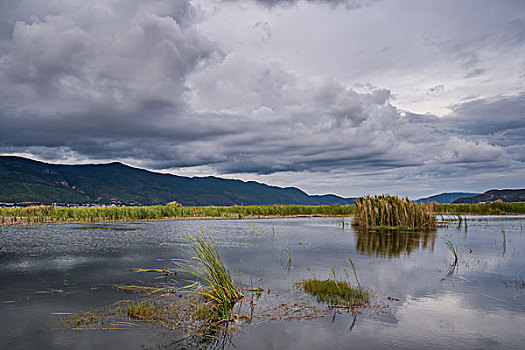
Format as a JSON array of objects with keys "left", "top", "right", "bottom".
[
  {"left": 0, "top": 156, "right": 354, "bottom": 206},
  {"left": 415, "top": 192, "right": 480, "bottom": 204},
  {"left": 453, "top": 189, "right": 525, "bottom": 204}
]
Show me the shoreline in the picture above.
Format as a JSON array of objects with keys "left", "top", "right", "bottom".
[
  {"left": 0, "top": 213, "right": 350, "bottom": 226},
  {"left": 3, "top": 211, "right": 525, "bottom": 227}
]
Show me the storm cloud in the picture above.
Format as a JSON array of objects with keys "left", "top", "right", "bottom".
[{"left": 0, "top": 0, "right": 524, "bottom": 197}]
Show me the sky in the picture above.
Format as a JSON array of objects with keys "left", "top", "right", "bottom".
[{"left": 0, "top": 0, "right": 524, "bottom": 199}]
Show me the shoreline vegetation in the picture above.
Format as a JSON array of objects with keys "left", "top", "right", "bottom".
[{"left": 0, "top": 202, "right": 524, "bottom": 226}]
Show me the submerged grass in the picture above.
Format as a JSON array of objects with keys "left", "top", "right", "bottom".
[{"left": 353, "top": 195, "right": 437, "bottom": 229}]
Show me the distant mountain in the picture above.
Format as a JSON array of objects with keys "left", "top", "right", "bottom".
[
  {"left": 415, "top": 192, "right": 480, "bottom": 204},
  {"left": 453, "top": 189, "right": 525, "bottom": 204},
  {"left": 0, "top": 156, "right": 354, "bottom": 206}
]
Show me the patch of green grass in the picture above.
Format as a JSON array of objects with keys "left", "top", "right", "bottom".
[
  {"left": 300, "top": 279, "right": 369, "bottom": 306},
  {"left": 299, "top": 258, "right": 369, "bottom": 307}
]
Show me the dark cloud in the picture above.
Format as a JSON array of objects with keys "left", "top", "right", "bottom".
[
  {"left": 446, "top": 94, "right": 525, "bottom": 136},
  {"left": 223, "top": 0, "right": 377, "bottom": 10},
  {"left": 427, "top": 85, "right": 445, "bottom": 95},
  {"left": 0, "top": 0, "right": 523, "bottom": 197}
]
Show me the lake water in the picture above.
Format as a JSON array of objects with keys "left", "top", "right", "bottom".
[{"left": 1, "top": 216, "right": 524, "bottom": 349}]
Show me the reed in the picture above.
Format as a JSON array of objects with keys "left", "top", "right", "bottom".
[
  {"left": 353, "top": 195, "right": 437, "bottom": 229},
  {"left": 170, "top": 232, "right": 243, "bottom": 321}
]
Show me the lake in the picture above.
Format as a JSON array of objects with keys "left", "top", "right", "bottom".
[{"left": 1, "top": 216, "right": 524, "bottom": 349}]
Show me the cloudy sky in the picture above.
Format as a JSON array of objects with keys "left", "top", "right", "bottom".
[{"left": 0, "top": 0, "right": 524, "bottom": 198}]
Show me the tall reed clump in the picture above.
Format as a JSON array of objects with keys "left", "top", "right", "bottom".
[
  {"left": 353, "top": 195, "right": 437, "bottom": 229},
  {"left": 171, "top": 232, "right": 243, "bottom": 321}
]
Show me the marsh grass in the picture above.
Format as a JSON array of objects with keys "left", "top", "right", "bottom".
[
  {"left": 170, "top": 232, "right": 243, "bottom": 321},
  {"left": 299, "top": 259, "right": 369, "bottom": 307},
  {"left": 437, "top": 202, "right": 525, "bottom": 215},
  {"left": 0, "top": 204, "right": 355, "bottom": 226},
  {"left": 3, "top": 202, "right": 524, "bottom": 226},
  {"left": 353, "top": 195, "right": 437, "bottom": 229},
  {"left": 124, "top": 301, "right": 164, "bottom": 321},
  {"left": 300, "top": 279, "right": 369, "bottom": 306}
]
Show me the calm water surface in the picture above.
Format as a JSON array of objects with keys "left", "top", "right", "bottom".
[{"left": 0, "top": 216, "right": 524, "bottom": 349}]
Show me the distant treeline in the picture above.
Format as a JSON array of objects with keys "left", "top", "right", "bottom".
[{"left": 1, "top": 202, "right": 524, "bottom": 226}]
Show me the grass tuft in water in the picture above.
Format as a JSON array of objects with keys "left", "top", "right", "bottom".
[
  {"left": 124, "top": 301, "right": 164, "bottom": 321},
  {"left": 170, "top": 232, "right": 243, "bottom": 321},
  {"left": 300, "top": 279, "right": 369, "bottom": 306},
  {"left": 441, "top": 235, "right": 458, "bottom": 266},
  {"left": 299, "top": 259, "right": 369, "bottom": 307}
]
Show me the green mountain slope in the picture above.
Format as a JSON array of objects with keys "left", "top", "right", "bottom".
[
  {"left": 415, "top": 192, "right": 480, "bottom": 204},
  {"left": 0, "top": 156, "right": 354, "bottom": 206},
  {"left": 453, "top": 189, "right": 525, "bottom": 204}
]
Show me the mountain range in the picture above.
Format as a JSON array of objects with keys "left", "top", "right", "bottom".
[
  {"left": 0, "top": 156, "right": 354, "bottom": 206},
  {"left": 452, "top": 189, "right": 525, "bottom": 204},
  {"left": 414, "top": 192, "right": 481, "bottom": 204},
  {"left": 1, "top": 156, "right": 522, "bottom": 206}
]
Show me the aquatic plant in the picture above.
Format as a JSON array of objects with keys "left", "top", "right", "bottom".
[
  {"left": 251, "top": 223, "right": 262, "bottom": 236},
  {"left": 301, "top": 279, "right": 369, "bottom": 306},
  {"left": 441, "top": 235, "right": 458, "bottom": 266},
  {"left": 347, "top": 258, "right": 361, "bottom": 289},
  {"left": 170, "top": 232, "right": 243, "bottom": 321},
  {"left": 353, "top": 195, "right": 437, "bottom": 229},
  {"left": 501, "top": 226, "right": 506, "bottom": 256},
  {"left": 299, "top": 259, "right": 369, "bottom": 307},
  {"left": 124, "top": 301, "right": 164, "bottom": 321}
]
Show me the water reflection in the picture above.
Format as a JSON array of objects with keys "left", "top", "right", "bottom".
[{"left": 353, "top": 227, "right": 436, "bottom": 258}]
